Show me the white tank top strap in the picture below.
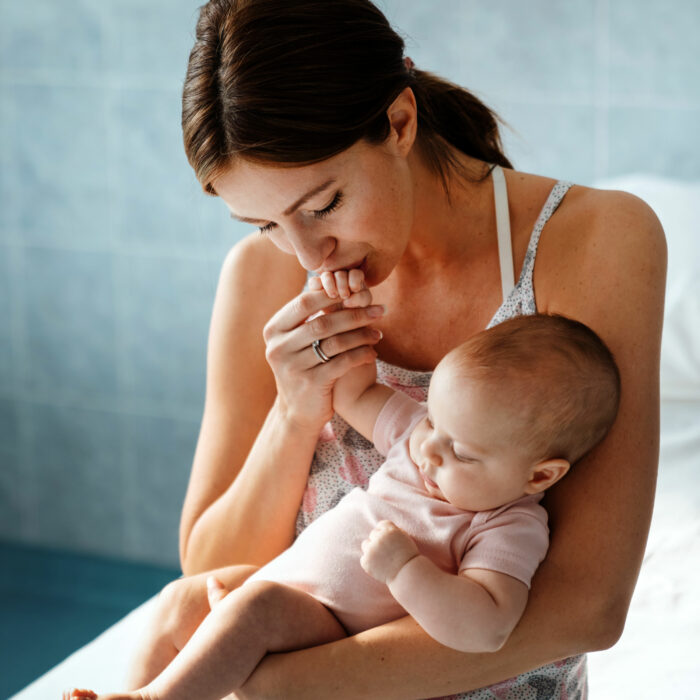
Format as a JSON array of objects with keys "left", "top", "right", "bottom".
[
  {"left": 491, "top": 165, "right": 515, "bottom": 302},
  {"left": 488, "top": 171, "right": 573, "bottom": 328}
]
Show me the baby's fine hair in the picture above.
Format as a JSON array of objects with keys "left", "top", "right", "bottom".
[{"left": 448, "top": 314, "right": 621, "bottom": 465}]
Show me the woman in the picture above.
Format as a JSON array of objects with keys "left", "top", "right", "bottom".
[{"left": 132, "top": 1, "right": 666, "bottom": 697}]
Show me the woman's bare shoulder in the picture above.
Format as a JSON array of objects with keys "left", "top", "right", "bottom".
[
  {"left": 567, "top": 182, "right": 664, "bottom": 234},
  {"left": 204, "top": 232, "right": 306, "bottom": 409},
  {"left": 537, "top": 181, "right": 666, "bottom": 303},
  {"left": 221, "top": 231, "right": 308, "bottom": 299}
]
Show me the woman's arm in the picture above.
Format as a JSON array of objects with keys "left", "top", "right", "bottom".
[
  {"left": 179, "top": 233, "right": 309, "bottom": 573},
  {"left": 180, "top": 234, "right": 384, "bottom": 575},
  {"left": 234, "top": 191, "right": 667, "bottom": 698}
]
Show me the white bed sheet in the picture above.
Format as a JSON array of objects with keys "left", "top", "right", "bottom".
[{"left": 12, "top": 399, "right": 700, "bottom": 699}]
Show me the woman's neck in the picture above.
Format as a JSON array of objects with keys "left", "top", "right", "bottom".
[{"left": 401, "top": 151, "right": 497, "bottom": 274}]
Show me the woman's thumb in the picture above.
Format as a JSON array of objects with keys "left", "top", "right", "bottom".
[{"left": 206, "top": 575, "right": 229, "bottom": 609}]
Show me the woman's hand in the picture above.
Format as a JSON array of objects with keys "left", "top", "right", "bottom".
[{"left": 263, "top": 269, "right": 385, "bottom": 434}]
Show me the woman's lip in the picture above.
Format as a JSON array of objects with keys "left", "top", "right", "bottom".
[{"left": 319, "top": 255, "right": 367, "bottom": 274}]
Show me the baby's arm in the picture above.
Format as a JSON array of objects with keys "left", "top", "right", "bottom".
[
  {"left": 361, "top": 521, "right": 529, "bottom": 653},
  {"left": 309, "top": 270, "right": 394, "bottom": 442}
]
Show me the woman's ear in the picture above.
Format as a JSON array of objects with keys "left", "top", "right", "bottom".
[
  {"left": 524, "top": 458, "right": 571, "bottom": 495},
  {"left": 385, "top": 86, "right": 418, "bottom": 157}
]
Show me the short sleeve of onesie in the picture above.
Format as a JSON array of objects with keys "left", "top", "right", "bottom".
[
  {"left": 458, "top": 501, "right": 550, "bottom": 589},
  {"left": 372, "top": 391, "right": 427, "bottom": 457}
]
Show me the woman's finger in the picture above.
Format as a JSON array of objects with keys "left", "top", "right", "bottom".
[
  {"left": 206, "top": 576, "right": 229, "bottom": 609},
  {"left": 300, "top": 303, "right": 385, "bottom": 349},
  {"left": 263, "top": 287, "right": 348, "bottom": 341},
  {"left": 307, "top": 326, "right": 382, "bottom": 367},
  {"left": 309, "top": 343, "right": 378, "bottom": 380}
]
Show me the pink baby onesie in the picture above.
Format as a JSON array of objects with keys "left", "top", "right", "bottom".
[{"left": 248, "top": 391, "right": 549, "bottom": 635}]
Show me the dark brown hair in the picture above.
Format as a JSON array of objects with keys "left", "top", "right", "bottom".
[
  {"left": 182, "top": 0, "right": 512, "bottom": 195},
  {"left": 445, "top": 314, "right": 621, "bottom": 465}
]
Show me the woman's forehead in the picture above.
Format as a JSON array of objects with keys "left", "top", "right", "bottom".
[
  {"left": 214, "top": 157, "right": 336, "bottom": 220},
  {"left": 214, "top": 140, "right": 379, "bottom": 218}
]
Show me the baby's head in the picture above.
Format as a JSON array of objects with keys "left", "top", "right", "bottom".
[{"left": 408, "top": 314, "right": 620, "bottom": 511}]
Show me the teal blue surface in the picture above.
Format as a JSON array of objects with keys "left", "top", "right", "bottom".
[{"left": 0, "top": 540, "right": 180, "bottom": 699}]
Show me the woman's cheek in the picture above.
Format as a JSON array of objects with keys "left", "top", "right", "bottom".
[{"left": 267, "top": 230, "right": 295, "bottom": 255}]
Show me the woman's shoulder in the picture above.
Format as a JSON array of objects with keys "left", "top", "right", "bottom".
[
  {"left": 511, "top": 168, "right": 663, "bottom": 238},
  {"left": 222, "top": 230, "right": 308, "bottom": 292},
  {"left": 218, "top": 232, "right": 308, "bottom": 322},
  {"left": 534, "top": 176, "right": 666, "bottom": 282},
  {"left": 566, "top": 181, "right": 664, "bottom": 234},
  {"left": 532, "top": 178, "right": 667, "bottom": 356}
]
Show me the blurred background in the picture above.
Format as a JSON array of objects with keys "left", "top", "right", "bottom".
[{"left": 1, "top": 0, "right": 699, "bottom": 697}]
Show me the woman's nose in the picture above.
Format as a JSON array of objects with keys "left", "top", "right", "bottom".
[{"left": 286, "top": 226, "right": 336, "bottom": 272}]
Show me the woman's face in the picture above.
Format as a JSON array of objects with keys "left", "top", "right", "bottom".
[{"left": 212, "top": 132, "right": 416, "bottom": 288}]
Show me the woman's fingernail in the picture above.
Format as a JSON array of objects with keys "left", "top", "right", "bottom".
[
  {"left": 368, "top": 305, "right": 386, "bottom": 317},
  {"left": 372, "top": 329, "right": 383, "bottom": 340}
]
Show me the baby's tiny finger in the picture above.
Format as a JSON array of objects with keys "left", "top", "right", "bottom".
[
  {"left": 341, "top": 288, "right": 372, "bottom": 309},
  {"left": 334, "top": 271, "right": 350, "bottom": 299},
  {"left": 321, "top": 271, "right": 338, "bottom": 298},
  {"left": 308, "top": 275, "right": 323, "bottom": 291},
  {"left": 348, "top": 268, "right": 365, "bottom": 292}
]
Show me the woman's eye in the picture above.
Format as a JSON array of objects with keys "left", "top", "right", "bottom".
[
  {"left": 258, "top": 222, "right": 277, "bottom": 235},
  {"left": 257, "top": 191, "right": 343, "bottom": 235},
  {"left": 313, "top": 191, "right": 343, "bottom": 219}
]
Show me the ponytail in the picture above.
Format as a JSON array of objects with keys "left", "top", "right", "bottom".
[
  {"left": 182, "top": 0, "right": 512, "bottom": 195},
  {"left": 410, "top": 68, "right": 512, "bottom": 188}
]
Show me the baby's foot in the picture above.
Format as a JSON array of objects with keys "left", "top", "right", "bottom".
[{"left": 62, "top": 688, "right": 150, "bottom": 700}]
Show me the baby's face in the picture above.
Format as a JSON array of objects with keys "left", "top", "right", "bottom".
[{"left": 408, "top": 362, "right": 534, "bottom": 512}]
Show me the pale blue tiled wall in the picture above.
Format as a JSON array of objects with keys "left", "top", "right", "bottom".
[{"left": 1, "top": 0, "right": 698, "bottom": 567}]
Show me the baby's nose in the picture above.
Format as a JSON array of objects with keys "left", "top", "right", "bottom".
[{"left": 422, "top": 440, "right": 443, "bottom": 466}]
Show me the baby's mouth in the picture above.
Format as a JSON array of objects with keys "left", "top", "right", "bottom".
[{"left": 419, "top": 468, "right": 439, "bottom": 490}]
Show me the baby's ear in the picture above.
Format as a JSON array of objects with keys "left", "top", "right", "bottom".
[{"left": 524, "top": 458, "right": 570, "bottom": 494}]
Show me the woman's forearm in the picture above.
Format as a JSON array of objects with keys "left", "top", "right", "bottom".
[
  {"left": 237, "top": 560, "right": 617, "bottom": 700},
  {"left": 182, "top": 398, "right": 321, "bottom": 575}
]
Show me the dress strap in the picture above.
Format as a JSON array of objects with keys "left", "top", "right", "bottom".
[
  {"left": 517, "top": 180, "right": 573, "bottom": 293},
  {"left": 491, "top": 165, "right": 515, "bottom": 302}
]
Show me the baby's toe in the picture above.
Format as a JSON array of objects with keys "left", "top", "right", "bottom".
[{"left": 65, "top": 689, "right": 97, "bottom": 700}]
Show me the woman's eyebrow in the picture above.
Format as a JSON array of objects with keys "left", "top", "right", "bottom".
[
  {"left": 228, "top": 178, "right": 337, "bottom": 224},
  {"left": 283, "top": 178, "right": 336, "bottom": 215}
]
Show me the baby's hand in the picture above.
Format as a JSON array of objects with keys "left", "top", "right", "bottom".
[
  {"left": 360, "top": 520, "right": 420, "bottom": 584},
  {"left": 308, "top": 268, "right": 370, "bottom": 307}
]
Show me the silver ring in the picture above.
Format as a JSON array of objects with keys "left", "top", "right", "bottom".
[{"left": 312, "top": 339, "right": 331, "bottom": 363}]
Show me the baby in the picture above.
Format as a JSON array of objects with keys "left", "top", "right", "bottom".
[{"left": 65, "top": 276, "right": 620, "bottom": 700}]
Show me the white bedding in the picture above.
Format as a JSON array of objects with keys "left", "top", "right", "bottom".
[{"left": 12, "top": 176, "right": 700, "bottom": 699}]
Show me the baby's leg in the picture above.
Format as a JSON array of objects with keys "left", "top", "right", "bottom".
[
  {"left": 126, "top": 564, "right": 259, "bottom": 690},
  {"left": 134, "top": 579, "right": 347, "bottom": 700},
  {"left": 66, "top": 580, "right": 346, "bottom": 700}
]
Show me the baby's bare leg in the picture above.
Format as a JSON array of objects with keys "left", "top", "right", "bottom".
[
  {"left": 141, "top": 580, "right": 347, "bottom": 700},
  {"left": 126, "top": 564, "right": 259, "bottom": 690}
]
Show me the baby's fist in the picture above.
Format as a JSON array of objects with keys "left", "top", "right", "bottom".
[
  {"left": 360, "top": 520, "right": 420, "bottom": 584},
  {"left": 309, "top": 268, "right": 369, "bottom": 306}
]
